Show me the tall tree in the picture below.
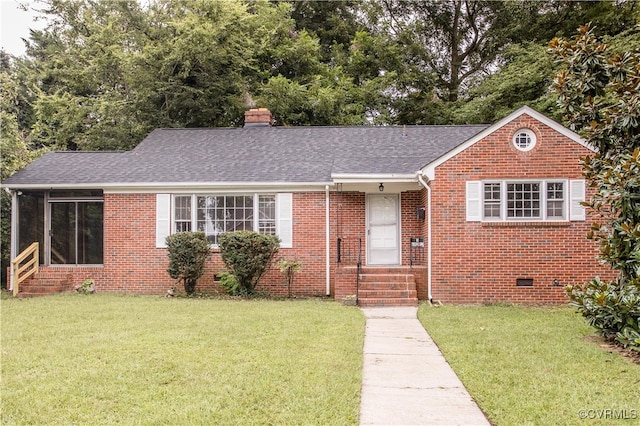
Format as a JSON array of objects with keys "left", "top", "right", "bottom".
[
  {"left": 289, "top": 0, "right": 363, "bottom": 58},
  {"left": 516, "top": 0, "right": 639, "bottom": 43},
  {"left": 451, "top": 42, "right": 558, "bottom": 124},
  {"left": 23, "top": 0, "right": 315, "bottom": 150},
  {"left": 552, "top": 25, "right": 640, "bottom": 350},
  {"left": 0, "top": 51, "right": 41, "bottom": 285},
  {"left": 369, "top": 0, "right": 519, "bottom": 103}
]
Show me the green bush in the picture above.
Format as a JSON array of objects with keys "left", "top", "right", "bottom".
[
  {"left": 566, "top": 279, "right": 640, "bottom": 351},
  {"left": 166, "top": 231, "right": 211, "bottom": 295},
  {"left": 218, "top": 231, "right": 279, "bottom": 295},
  {"left": 218, "top": 272, "right": 241, "bottom": 296}
]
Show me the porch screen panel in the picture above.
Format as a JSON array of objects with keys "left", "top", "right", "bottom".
[
  {"left": 17, "top": 192, "right": 45, "bottom": 264},
  {"left": 50, "top": 201, "right": 104, "bottom": 265},
  {"left": 77, "top": 202, "right": 103, "bottom": 264},
  {"left": 50, "top": 202, "right": 76, "bottom": 264}
]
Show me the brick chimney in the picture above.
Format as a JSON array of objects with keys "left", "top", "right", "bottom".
[{"left": 244, "top": 108, "right": 272, "bottom": 128}]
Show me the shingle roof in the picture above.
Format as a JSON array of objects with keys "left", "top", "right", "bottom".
[{"left": 2, "top": 125, "right": 488, "bottom": 187}]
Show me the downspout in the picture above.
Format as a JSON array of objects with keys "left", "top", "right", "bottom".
[
  {"left": 325, "top": 185, "right": 331, "bottom": 296},
  {"left": 7, "top": 188, "right": 17, "bottom": 291},
  {"left": 417, "top": 173, "right": 433, "bottom": 302}
]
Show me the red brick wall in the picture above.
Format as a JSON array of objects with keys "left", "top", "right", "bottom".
[
  {"left": 429, "top": 114, "right": 615, "bottom": 304},
  {"left": 259, "top": 192, "right": 328, "bottom": 297},
  {"left": 331, "top": 191, "right": 365, "bottom": 299},
  {"left": 31, "top": 193, "right": 329, "bottom": 297}
]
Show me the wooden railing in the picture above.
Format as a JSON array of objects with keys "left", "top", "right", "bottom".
[{"left": 11, "top": 242, "right": 39, "bottom": 296}]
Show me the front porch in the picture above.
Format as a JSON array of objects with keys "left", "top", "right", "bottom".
[{"left": 331, "top": 184, "right": 429, "bottom": 306}]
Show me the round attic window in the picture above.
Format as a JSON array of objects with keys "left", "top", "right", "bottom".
[{"left": 513, "top": 129, "right": 536, "bottom": 151}]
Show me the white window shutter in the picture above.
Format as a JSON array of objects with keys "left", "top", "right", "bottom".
[
  {"left": 570, "top": 180, "right": 586, "bottom": 221},
  {"left": 466, "top": 181, "right": 482, "bottom": 221},
  {"left": 277, "top": 193, "right": 293, "bottom": 248},
  {"left": 156, "top": 194, "right": 171, "bottom": 248}
]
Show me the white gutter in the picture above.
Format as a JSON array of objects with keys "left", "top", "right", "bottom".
[
  {"left": 1, "top": 181, "right": 335, "bottom": 192},
  {"left": 417, "top": 173, "right": 433, "bottom": 302},
  {"left": 325, "top": 185, "right": 331, "bottom": 296}
]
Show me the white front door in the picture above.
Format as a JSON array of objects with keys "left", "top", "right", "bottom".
[{"left": 367, "top": 194, "right": 400, "bottom": 265}]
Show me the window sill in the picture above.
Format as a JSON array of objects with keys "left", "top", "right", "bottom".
[
  {"left": 482, "top": 221, "right": 571, "bottom": 228},
  {"left": 46, "top": 264, "right": 105, "bottom": 268}
]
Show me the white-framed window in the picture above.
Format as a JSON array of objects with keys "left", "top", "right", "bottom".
[
  {"left": 155, "top": 193, "right": 292, "bottom": 248},
  {"left": 174, "top": 195, "right": 192, "bottom": 232},
  {"left": 513, "top": 128, "right": 536, "bottom": 151},
  {"left": 483, "top": 183, "right": 501, "bottom": 219},
  {"left": 507, "top": 182, "right": 541, "bottom": 218},
  {"left": 466, "top": 180, "right": 585, "bottom": 222}
]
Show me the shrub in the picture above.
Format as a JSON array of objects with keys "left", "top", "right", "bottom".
[
  {"left": 166, "top": 231, "right": 211, "bottom": 295},
  {"left": 218, "top": 272, "right": 241, "bottom": 296},
  {"left": 277, "top": 258, "right": 302, "bottom": 298},
  {"left": 74, "top": 279, "right": 96, "bottom": 294},
  {"left": 218, "top": 231, "right": 279, "bottom": 295},
  {"left": 566, "top": 279, "right": 640, "bottom": 351}
]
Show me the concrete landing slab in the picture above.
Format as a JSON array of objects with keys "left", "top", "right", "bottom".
[{"left": 360, "top": 307, "right": 490, "bottom": 426}]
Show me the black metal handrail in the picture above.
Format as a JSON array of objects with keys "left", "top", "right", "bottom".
[
  {"left": 336, "top": 237, "right": 361, "bottom": 265},
  {"left": 337, "top": 237, "right": 362, "bottom": 305},
  {"left": 356, "top": 238, "right": 362, "bottom": 305}
]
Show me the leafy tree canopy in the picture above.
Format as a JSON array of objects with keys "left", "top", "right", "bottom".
[{"left": 552, "top": 24, "right": 640, "bottom": 350}]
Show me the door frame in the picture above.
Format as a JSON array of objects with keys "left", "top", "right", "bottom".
[{"left": 365, "top": 193, "right": 401, "bottom": 265}]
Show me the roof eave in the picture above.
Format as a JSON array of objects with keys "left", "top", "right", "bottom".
[
  {"left": 2, "top": 181, "right": 336, "bottom": 193},
  {"left": 331, "top": 173, "right": 418, "bottom": 184}
]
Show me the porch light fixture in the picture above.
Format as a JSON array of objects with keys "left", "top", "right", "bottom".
[{"left": 379, "top": 183, "right": 384, "bottom": 192}]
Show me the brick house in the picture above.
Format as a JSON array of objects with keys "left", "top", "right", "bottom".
[{"left": 3, "top": 106, "right": 613, "bottom": 304}]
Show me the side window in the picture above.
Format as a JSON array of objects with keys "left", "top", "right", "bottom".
[
  {"left": 483, "top": 183, "right": 501, "bottom": 219},
  {"left": 546, "top": 182, "right": 565, "bottom": 219},
  {"left": 174, "top": 196, "right": 192, "bottom": 232},
  {"left": 258, "top": 195, "right": 276, "bottom": 235},
  {"left": 468, "top": 180, "right": 580, "bottom": 222}
]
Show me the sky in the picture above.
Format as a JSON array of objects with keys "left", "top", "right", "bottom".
[{"left": 1, "top": 0, "right": 46, "bottom": 56}]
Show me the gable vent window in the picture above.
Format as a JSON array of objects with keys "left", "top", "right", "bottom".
[{"left": 513, "top": 129, "right": 536, "bottom": 151}]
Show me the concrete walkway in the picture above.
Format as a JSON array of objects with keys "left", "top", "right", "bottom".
[{"left": 359, "top": 307, "right": 490, "bottom": 426}]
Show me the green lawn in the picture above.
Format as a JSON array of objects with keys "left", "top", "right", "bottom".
[
  {"left": 1, "top": 294, "right": 365, "bottom": 425},
  {"left": 418, "top": 304, "right": 640, "bottom": 425}
]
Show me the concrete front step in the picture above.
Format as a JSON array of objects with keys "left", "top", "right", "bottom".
[
  {"left": 358, "top": 297, "right": 418, "bottom": 307},
  {"left": 358, "top": 289, "right": 417, "bottom": 299},
  {"left": 16, "top": 284, "right": 69, "bottom": 297},
  {"left": 359, "top": 273, "right": 415, "bottom": 282},
  {"left": 359, "top": 281, "right": 415, "bottom": 290},
  {"left": 358, "top": 272, "right": 418, "bottom": 306},
  {"left": 17, "top": 292, "right": 67, "bottom": 298}
]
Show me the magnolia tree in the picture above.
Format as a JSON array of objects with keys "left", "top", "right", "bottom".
[{"left": 550, "top": 25, "right": 640, "bottom": 350}]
